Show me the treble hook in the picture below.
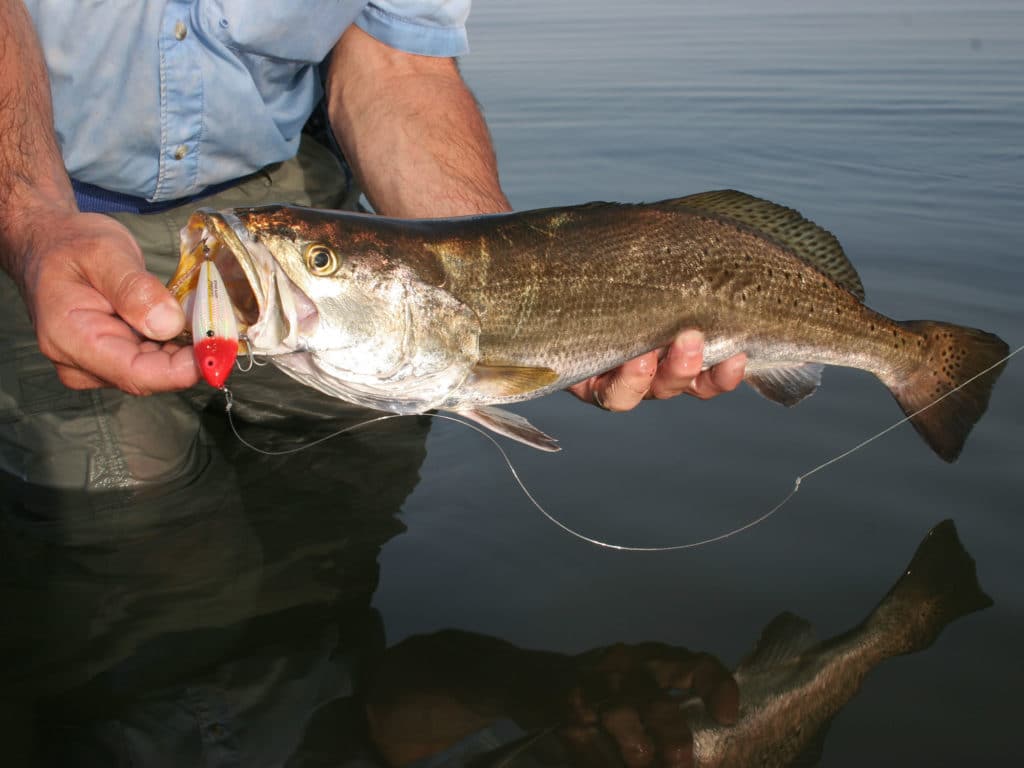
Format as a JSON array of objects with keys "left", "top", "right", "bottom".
[{"left": 235, "top": 334, "right": 270, "bottom": 372}]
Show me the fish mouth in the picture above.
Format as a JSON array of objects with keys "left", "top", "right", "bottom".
[{"left": 167, "top": 208, "right": 317, "bottom": 353}]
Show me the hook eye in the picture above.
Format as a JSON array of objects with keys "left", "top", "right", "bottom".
[{"left": 304, "top": 244, "right": 339, "bottom": 276}]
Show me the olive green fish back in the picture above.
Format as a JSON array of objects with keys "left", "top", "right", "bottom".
[{"left": 671, "top": 190, "right": 865, "bottom": 300}]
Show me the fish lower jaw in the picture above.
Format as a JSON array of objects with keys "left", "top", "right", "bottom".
[{"left": 267, "top": 353, "right": 468, "bottom": 416}]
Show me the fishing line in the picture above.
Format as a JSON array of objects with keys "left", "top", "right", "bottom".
[
  {"left": 222, "top": 386, "right": 405, "bottom": 456},
  {"left": 547, "top": 342, "right": 1024, "bottom": 552},
  {"left": 222, "top": 343, "right": 1022, "bottom": 551}
]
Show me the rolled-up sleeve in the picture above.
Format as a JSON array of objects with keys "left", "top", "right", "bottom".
[{"left": 356, "top": 1, "right": 471, "bottom": 57}]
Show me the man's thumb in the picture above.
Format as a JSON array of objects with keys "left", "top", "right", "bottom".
[
  {"left": 143, "top": 293, "right": 186, "bottom": 339},
  {"left": 80, "top": 221, "right": 186, "bottom": 341}
]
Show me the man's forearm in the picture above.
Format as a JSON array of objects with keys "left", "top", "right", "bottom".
[
  {"left": 0, "top": 0, "right": 76, "bottom": 281},
  {"left": 325, "top": 25, "right": 510, "bottom": 218}
]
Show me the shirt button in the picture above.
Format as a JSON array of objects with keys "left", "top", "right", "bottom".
[
  {"left": 173, "top": 144, "right": 188, "bottom": 160},
  {"left": 174, "top": 21, "right": 188, "bottom": 41}
]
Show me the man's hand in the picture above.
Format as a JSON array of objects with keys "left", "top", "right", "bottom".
[
  {"left": 560, "top": 642, "right": 739, "bottom": 768},
  {"left": 0, "top": 1, "right": 197, "bottom": 396},
  {"left": 366, "top": 631, "right": 739, "bottom": 768},
  {"left": 13, "top": 210, "right": 197, "bottom": 394},
  {"left": 569, "top": 331, "right": 747, "bottom": 411}
]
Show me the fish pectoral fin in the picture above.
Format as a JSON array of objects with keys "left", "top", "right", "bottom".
[
  {"left": 465, "top": 363, "right": 560, "bottom": 399},
  {"left": 453, "top": 405, "right": 561, "bottom": 452},
  {"left": 745, "top": 362, "right": 824, "bottom": 407}
]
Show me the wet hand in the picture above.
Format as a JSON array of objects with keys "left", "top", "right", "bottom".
[
  {"left": 568, "top": 330, "right": 747, "bottom": 411},
  {"left": 560, "top": 643, "right": 739, "bottom": 768},
  {"left": 15, "top": 210, "right": 198, "bottom": 394}
]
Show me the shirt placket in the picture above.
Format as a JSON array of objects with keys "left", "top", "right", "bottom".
[{"left": 155, "top": 0, "right": 203, "bottom": 201}]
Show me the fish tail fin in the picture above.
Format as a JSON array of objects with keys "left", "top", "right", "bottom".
[
  {"left": 888, "top": 320, "right": 1009, "bottom": 462},
  {"left": 867, "top": 520, "right": 992, "bottom": 657}
]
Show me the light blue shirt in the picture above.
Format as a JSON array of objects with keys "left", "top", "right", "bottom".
[{"left": 25, "top": 1, "right": 471, "bottom": 202}]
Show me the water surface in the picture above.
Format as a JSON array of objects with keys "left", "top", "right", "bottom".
[{"left": 2, "top": 1, "right": 1021, "bottom": 765}]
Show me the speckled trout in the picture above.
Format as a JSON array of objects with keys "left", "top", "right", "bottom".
[
  {"left": 167, "top": 190, "right": 1008, "bottom": 460},
  {"left": 684, "top": 519, "right": 990, "bottom": 767}
]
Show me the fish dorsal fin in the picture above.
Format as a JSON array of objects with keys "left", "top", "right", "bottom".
[
  {"left": 672, "top": 190, "right": 865, "bottom": 301},
  {"left": 746, "top": 362, "right": 825, "bottom": 407},
  {"left": 737, "top": 611, "right": 817, "bottom": 673}
]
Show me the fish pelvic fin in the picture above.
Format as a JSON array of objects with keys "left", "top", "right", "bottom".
[
  {"left": 889, "top": 320, "right": 1009, "bottom": 462},
  {"left": 745, "top": 362, "right": 824, "bottom": 407},
  {"left": 867, "top": 520, "right": 992, "bottom": 657},
  {"left": 452, "top": 405, "right": 561, "bottom": 452},
  {"left": 670, "top": 190, "right": 865, "bottom": 300}
]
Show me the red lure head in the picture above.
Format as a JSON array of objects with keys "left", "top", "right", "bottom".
[
  {"left": 194, "top": 334, "right": 239, "bottom": 388},
  {"left": 189, "top": 257, "right": 241, "bottom": 389}
]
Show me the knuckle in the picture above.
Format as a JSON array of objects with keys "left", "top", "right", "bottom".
[
  {"left": 601, "top": 379, "right": 647, "bottom": 412},
  {"left": 604, "top": 400, "right": 634, "bottom": 413},
  {"left": 650, "top": 385, "right": 683, "bottom": 401},
  {"left": 607, "top": 391, "right": 644, "bottom": 412},
  {"left": 56, "top": 367, "right": 94, "bottom": 391},
  {"left": 114, "top": 269, "right": 154, "bottom": 308},
  {"left": 36, "top": 336, "right": 61, "bottom": 363},
  {"left": 690, "top": 386, "right": 718, "bottom": 401}
]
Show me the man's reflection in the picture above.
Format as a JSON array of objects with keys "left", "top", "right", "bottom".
[
  {"left": 2, "top": 369, "right": 425, "bottom": 766},
  {"left": 0, "top": 378, "right": 989, "bottom": 767}
]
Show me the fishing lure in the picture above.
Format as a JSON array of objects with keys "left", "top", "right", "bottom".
[{"left": 192, "top": 259, "right": 239, "bottom": 388}]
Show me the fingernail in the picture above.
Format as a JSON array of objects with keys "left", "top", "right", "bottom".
[
  {"left": 678, "top": 330, "right": 703, "bottom": 358},
  {"left": 145, "top": 302, "right": 183, "bottom": 339}
]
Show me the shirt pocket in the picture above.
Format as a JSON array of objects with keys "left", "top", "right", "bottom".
[{"left": 197, "top": 0, "right": 361, "bottom": 63}]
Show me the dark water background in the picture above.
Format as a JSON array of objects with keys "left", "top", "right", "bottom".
[{"left": 2, "top": 1, "right": 1021, "bottom": 766}]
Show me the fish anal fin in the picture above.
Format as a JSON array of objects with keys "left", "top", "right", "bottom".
[
  {"left": 465, "top": 363, "right": 560, "bottom": 399},
  {"left": 745, "top": 363, "right": 824, "bottom": 407},
  {"left": 738, "top": 611, "right": 817, "bottom": 673},
  {"left": 671, "top": 190, "right": 865, "bottom": 300},
  {"left": 453, "top": 405, "right": 561, "bottom": 453}
]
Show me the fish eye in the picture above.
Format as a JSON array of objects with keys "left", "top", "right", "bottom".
[{"left": 304, "top": 244, "right": 339, "bottom": 276}]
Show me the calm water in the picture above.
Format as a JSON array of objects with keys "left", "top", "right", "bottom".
[{"left": 2, "top": 1, "right": 1022, "bottom": 765}]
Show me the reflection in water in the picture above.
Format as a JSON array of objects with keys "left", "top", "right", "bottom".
[
  {"left": 0, "top": 372, "right": 429, "bottom": 767},
  {"left": 365, "top": 521, "right": 990, "bottom": 768},
  {"left": 1, "top": 399, "right": 987, "bottom": 768}
]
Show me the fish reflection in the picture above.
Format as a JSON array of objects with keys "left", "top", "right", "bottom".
[
  {"left": 365, "top": 520, "right": 990, "bottom": 768},
  {"left": 0, "top": 388, "right": 990, "bottom": 767}
]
